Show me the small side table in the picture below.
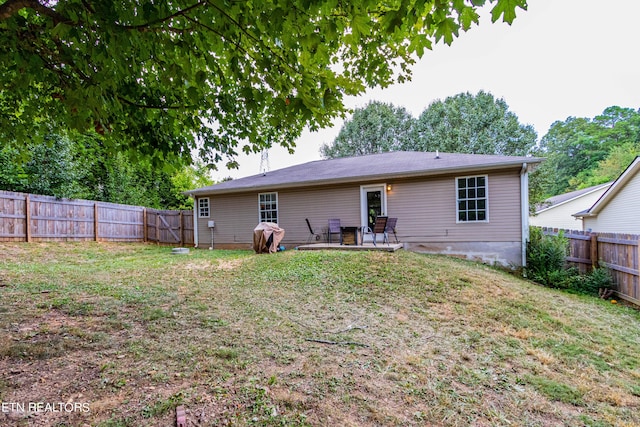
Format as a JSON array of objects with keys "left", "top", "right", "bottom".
[{"left": 340, "top": 226, "right": 360, "bottom": 245}]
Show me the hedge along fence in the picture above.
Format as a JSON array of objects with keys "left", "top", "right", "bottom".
[
  {"left": 0, "top": 190, "right": 194, "bottom": 246},
  {"left": 541, "top": 227, "right": 640, "bottom": 305}
]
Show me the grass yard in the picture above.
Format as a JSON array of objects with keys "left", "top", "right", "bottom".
[{"left": 0, "top": 243, "right": 639, "bottom": 427}]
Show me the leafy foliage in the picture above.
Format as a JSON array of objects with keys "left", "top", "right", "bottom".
[
  {"left": 0, "top": 132, "right": 213, "bottom": 208},
  {"left": 0, "top": 0, "right": 527, "bottom": 166},
  {"left": 564, "top": 267, "right": 613, "bottom": 296},
  {"left": 414, "top": 91, "right": 537, "bottom": 155},
  {"left": 322, "top": 91, "right": 537, "bottom": 158},
  {"left": 530, "top": 106, "right": 640, "bottom": 200},
  {"left": 320, "top": 101, "right": 415, "bottom": 158},
  {"left": 10, "top": 135, "right": 82, "bottom": 197},
  {"left": 569, "top": 141, "right": 639, "bottom": 189},
  {"left": 0, "top": 143, "right": 26, "bottom": 189},
  {"left": 527, "top": 228, "right": 614, "bottom": 297},
  {"left": 526, "top": 227, "right": 569, "bottom": 287}
]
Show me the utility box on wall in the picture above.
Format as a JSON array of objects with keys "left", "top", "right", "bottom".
[{"left": 207, "top": 220, "right": 215, "bottom": 249}]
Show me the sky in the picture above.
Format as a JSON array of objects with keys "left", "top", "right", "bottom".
[{"left": 211, "top": 0, "right": 640, "bottom": 181}]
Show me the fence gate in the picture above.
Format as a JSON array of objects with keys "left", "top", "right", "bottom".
[{"left": 146, "top": 209, "right": 193, "bottom": 246}]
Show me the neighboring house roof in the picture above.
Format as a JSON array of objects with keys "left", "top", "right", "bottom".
[
  {"left": 574, "top": 156, "right": 640, "bottom": 218},
  {"left": 187, "top": 151, "right": 543, "bottom": 196},
  {"left": 535, "top": 182, "right": 612, "bottom": 214}
]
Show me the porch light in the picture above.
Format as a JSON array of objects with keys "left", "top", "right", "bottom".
[{"left": 386, "top": 184, "right": 392, "bottom": 191}]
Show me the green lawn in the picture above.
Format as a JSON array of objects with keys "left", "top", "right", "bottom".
[{"left": 1, "top": 243, "right": 639, "bottom": 426}]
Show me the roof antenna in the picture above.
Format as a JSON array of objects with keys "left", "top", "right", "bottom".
[
  {"left": 260, "top": 148, "right": 270, "bottom": 176},
  {"left": 435, "top": 150, "right": 440, "bottom": 159}
]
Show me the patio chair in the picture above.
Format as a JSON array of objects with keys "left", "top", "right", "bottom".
[
  {"left": 328, "top": 218, "right": 341, "bottom": 244},
  {"left": 385, "top": 217, "right": 399, "bottom": 243},
  {"left": 362, "top": 216, "right": 389, "bottom": 246},
  {"left": 305, "top": 218, "right": 321, "bottom": 244}
]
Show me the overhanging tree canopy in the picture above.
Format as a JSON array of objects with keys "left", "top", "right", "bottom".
[{"left": 0, "top": 0, "right": 527, "bottom": 167}]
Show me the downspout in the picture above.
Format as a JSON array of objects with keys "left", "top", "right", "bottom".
[
  {"left": 520, "top": 163, "right": 529, "bottom": 268},
  {"left": 192, "top": 195, "right": 199, "bottom": 248}
]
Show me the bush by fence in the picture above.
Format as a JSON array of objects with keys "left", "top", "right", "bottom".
[
  {"left": 0, "top": 190, "right": 193, "bottom": 246},
  {"left": 540, "top": 227, "right": 639, "bottom": 305}
]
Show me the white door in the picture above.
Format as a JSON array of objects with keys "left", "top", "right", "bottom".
[{"left": 360, "top": 184, "right": 387, "bottom": 242}]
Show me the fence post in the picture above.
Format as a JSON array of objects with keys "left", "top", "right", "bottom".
[
  {"left": 179, "top": 211, "right": 183, "bottom": 246},
  {"left": 94, "top": 203, "right": 99, "bottom": 242},
  {"left": 155, "top": 211, "right": 160, "bottom": 245},
  {"left": 143, "top": 208, "right": 148, "bottom": 242},
  {"left": 590, "top": 233, "right": 598, "bottom": 269},
  {"left": 25, "top": 194, "right": 31, "bottom": 243}
]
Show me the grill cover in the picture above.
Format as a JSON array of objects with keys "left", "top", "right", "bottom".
[{"left": 252, "top": 222, "right": 285, "bottom": 253}]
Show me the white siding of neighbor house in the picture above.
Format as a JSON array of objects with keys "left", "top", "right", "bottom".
[
  {"left": 529, "top": 187, "right": 609, "bottom": 231},
  {"left": 195, "top": 168, "right": 526, "bottom": 265},
  {"left": 583, "top": 171, "right": 640, "bottom": 234}
]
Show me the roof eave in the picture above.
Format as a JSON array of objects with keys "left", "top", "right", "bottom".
[
  {"left": 586, "top": 156, "right": 640, "bottom": 215},
  {"left": 535, "top": 183, "right": 612, "bottom": 214},
  {"left": 188, "top": 159, "right": 540, "bottom": 196}
]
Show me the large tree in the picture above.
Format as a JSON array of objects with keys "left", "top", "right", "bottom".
[
  {"left": 531, "top": 106, "right": 640, "bottom": 197},
  {"left": 0, "top": 0, "right": 527, "bottom": 167},
  {"left": 320, "top": 101, "right": 415, "bottom": 158},
  {"left": 0, "top": 132, "right": 214, "bottom": 208},
  {"left": 413, "top": 90, "right": 537, "bottom": 155},
  {"left": 570, "top": 141, "right": 639, "bottom": 189}
]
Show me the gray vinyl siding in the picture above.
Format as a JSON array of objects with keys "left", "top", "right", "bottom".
[
  {"left": 388, "top": 170, "right": 521, "bottom": 242},
  {"left": 196, "top": 184, "right": 361, "bottom": 248},
  {"left": 195, "top": 193, "right": 256, "bottom": 248},
  {"left": 196, "top": 168, "right": 523, "bottom": 248},
  {"left": 583, "top": 171, "right": 640, "bottom": 233},
  {"left": 278, "top": 184, "right": 361, "bottom": 242}
]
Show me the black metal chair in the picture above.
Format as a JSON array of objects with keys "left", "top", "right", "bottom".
[
  {"left": 305, "top": 218, "right": 321, "bottom": 243},
  {"left": 385, "top": 217, "right": 398, "bottom": 243},
  {"left": 328, "top": 218, "right": 341, "bottom": 244}
]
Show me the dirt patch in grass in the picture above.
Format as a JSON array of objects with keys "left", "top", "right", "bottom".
[{"left": 1, "top": 243, "right": 639, "bottom": 426}]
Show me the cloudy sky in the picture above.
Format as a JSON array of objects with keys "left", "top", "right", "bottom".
[{"left": 212, "top": 0, "right": 640, "bottom": 180}]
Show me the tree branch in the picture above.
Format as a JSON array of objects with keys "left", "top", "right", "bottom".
[
  {"left": 204, "top": 0, "right": 298, "bottom": 74},
  {"left": 305, "top": 338, "right": 370, "bottom": 348},
  {"left": 114, "top": 1, "right": 207, "bottom": 31},
  {"left": 182, "top": 15, "right": 263, "bottom": 68},
  {"left": 117, "top": 95, "right": 197, "bottom": 111},
  {"left": 0, "top": 0, "right": 68, "bottom": 24}
]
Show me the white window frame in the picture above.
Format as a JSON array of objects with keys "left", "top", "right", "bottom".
[
  {"left": 198, "top": 197, "right": 210, "bottom": 218},
  {"left": 456, "top": 175, "right": 489, "bottom": 223},
  {"left": 258, "top": 192, "right": 278, "bottom": 224}
]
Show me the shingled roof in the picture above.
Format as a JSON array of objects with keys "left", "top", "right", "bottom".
[
  {"left": 534, "top": 182, "right": 612, "bottom": 213},
  {"left": 187, "top": 151, "right": 543, "bottom": 196}
]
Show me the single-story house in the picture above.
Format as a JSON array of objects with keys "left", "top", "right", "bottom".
[
  {"left": 574, "top": 156, "right": 640, "bottom": 233},
  {"left": 186, "top": 151, "right": 543, "bottom": 267},
  {"left": 529, "top": 183, "right": 612, "bottom": 231}
]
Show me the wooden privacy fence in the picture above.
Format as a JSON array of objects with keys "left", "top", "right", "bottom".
[
  {"left": 541, "top": 227, "right": 639, "bottom": 305},
  {"left": 0, "top": 190, "right": 194, "bottom": 246}
]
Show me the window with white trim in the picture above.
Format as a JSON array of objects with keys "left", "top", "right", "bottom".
[
  {"left": 198, "top": 197, "right": 210, "bottom": 218},
  {"left": 259, "top": 192, "right": 278, "bottom": 223},
  {"left": 456, "top": 176, "right": 488, "bottom": 222}
]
